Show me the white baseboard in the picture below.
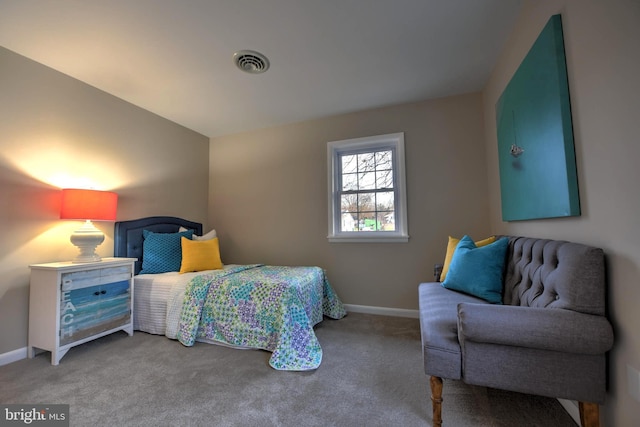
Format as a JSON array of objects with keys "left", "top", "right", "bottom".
[
  {"left": 558, "top": 398, "right": 580, "bottom": 425},
  {"left": 344, "top": 304, "right": 419, "bottom": 318},
  {"left": 0, "top": 347, "right": 27, "bottom": 366}
]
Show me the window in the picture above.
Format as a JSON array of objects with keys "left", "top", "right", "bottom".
[{"left": 327, "top": 132, "right": 408, "bottom": 242}]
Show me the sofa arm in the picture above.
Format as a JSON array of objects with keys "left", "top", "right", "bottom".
[{"left": 457, "top": 303, "right": 614, "bottom": 355}]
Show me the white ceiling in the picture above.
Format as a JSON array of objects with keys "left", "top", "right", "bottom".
[{"left": 0, "top": 0, "right": 523, "bottom": 138}]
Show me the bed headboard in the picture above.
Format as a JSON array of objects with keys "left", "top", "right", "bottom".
[{"left": 114, "top": 216, "right": 203, "bottom": 274}]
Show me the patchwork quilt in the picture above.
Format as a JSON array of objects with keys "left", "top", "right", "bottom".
[{"left": 175, "top": 265, "right": 347, "bottom": 370}]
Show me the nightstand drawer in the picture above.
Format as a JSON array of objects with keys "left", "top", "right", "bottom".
[
  {"left": 60, "top": 280, "right": 131, "bottom": 346},
  {"left": 61, "top": 265, "right": 131, "bottom": 291}
]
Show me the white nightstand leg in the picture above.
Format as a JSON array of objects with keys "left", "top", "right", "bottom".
[{"left": 52, "top": 348, "right": 69, "bottom": 366}]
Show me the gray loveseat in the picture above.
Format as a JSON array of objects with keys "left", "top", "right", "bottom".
[{"left": 418, "top": 236, "right": 614, "bottom": 427}]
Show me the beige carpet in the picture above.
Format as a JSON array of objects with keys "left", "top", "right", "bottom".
[{"left": 0, "top": 313, "right": 577, "bottom": 426}]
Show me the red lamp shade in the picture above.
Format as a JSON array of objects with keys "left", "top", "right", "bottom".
[{"left": 60, "top": 189, "right": 118, "bottom": 221}]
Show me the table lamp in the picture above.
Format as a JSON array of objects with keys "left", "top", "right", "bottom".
[{"left": 60, "top": 188, "right": 118, "bottom": 262}]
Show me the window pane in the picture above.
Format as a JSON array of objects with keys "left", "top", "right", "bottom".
[
  {"left": 341, "top": 194, "right": 357, "bottom": 213},
  {"left": 375, "top": 169, "right": 393, "bottom": 189},
  {"left": 376, "top": 191, "right": 395, "bottom": 211},
  {"left": 375, "top": 150, "right": 393, "bottom": 170},
  {"left": 341, "top": 212, "right": 357, "bottom": 231},
  {"left": 377, "top": 212, "right": 395, "bottom": 231},
  {"left": 358, "top": 171, "right": 376, "bottom": 190},
  {"left": 358, "top": 212, "right": 377, "bottom": 231},
  {"left": 357, "top": 193, "right": 375, "bottom": 212},
  {"left": 342, "top": 173, "right": 358, "bottom": 191},
  {"left": 358, "top": 152, "right": 375, "bottom": 173},
  {"left": 342, "top": 154, "right": 357, "bottom": 174}
]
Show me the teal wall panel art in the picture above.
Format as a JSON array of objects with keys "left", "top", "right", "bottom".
[{"left": 496, "top": 14, "right": 580, "bottom": 221}]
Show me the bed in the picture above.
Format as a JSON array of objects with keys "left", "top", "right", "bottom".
[{"left": 114, "top": 216, "right": 346, "bottom": 370}]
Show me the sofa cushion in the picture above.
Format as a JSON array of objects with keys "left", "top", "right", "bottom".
[
  {"left": 442, "top": 236, "right": 508, "bottom": 304},
  {"left": 440, "top": 235, "right": 496, "bottom": 281},
  {"left": 502, "top": 237, "right": 606, "bottom": 314}
]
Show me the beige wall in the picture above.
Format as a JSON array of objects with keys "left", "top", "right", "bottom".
[
  {"left": 0, "top": 47, "right": 209, "bottom": 354},
  {"left": 483, "top": 0, "right": 640, "bottom": 425},
  {"left": 7, "top": 1, "right": 636, "bottom": 419},
  {"left": 209, "top": 93, "right": 490, "bottom": 311}
]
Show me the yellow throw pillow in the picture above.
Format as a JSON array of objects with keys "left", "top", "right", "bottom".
[
  {"left": 179, "top": 236, "right": 223, "bottom": 273},
  {"left": 440, "top": 235, "right": 496, "bottom": 281}
]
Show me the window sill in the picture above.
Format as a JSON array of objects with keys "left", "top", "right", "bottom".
[{"left": 327, "top": 233, "right": 409, "bottom": 243}]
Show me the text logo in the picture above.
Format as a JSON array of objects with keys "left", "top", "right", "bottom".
[{"left": 1, "top": 405, "right": 69, "bottom": 426}]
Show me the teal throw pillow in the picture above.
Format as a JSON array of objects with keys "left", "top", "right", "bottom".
[
  {"left": 441, "top": 235, "right": 508, "bottom": 304},
  {"left": 140, "top": 229, "right": 194, "bottom": 274}
]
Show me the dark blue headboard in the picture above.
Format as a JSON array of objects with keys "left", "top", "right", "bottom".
[{"left": 114, "top": 216, "right": 203, "bottom": 274}]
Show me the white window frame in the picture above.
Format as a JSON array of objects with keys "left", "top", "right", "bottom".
[{"left": 327, "top": 132, "right": 409, "bottom": 243}]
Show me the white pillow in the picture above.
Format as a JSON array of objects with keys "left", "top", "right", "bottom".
[{"left": 179, "top": 226, "right": 217, "bottom": 241}]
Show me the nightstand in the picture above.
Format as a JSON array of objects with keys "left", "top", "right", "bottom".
[{"left": 28, "top": 257, "right": 136, "bottom": 365}]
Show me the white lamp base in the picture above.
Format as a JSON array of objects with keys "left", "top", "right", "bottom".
[{"left": 70, "top": 220, "right": 105, "bottom": 263}]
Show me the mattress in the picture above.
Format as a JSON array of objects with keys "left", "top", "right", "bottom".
[
  {"left": 133, "top": 270, "right": 200, "bottom": 336},
  {"left": 133, "top": 266, "right": 255, "bottom": 348}
]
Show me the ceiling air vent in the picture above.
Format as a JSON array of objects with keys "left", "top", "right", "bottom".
[{"left": 233, "top": 50, "right": 270, "bottom": 74}]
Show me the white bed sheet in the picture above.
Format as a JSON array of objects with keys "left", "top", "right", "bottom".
[
  {"left": 133, "top": 266, "right": 251, "bottom": 347},
  {"left": 133, "top": 271, "right": 199, "bottom": 337}
]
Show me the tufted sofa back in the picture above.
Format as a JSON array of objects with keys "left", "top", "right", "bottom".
[{"left": 502, "top": 236, "right": 606, "bottom": 315}]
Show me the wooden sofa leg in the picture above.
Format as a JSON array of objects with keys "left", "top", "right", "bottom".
[
  {"left": 579, "top": 402, "right": 599, "bottom": 427},
  {"left": 430, "top": 376, "right": 443, "bottom": 427}
]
